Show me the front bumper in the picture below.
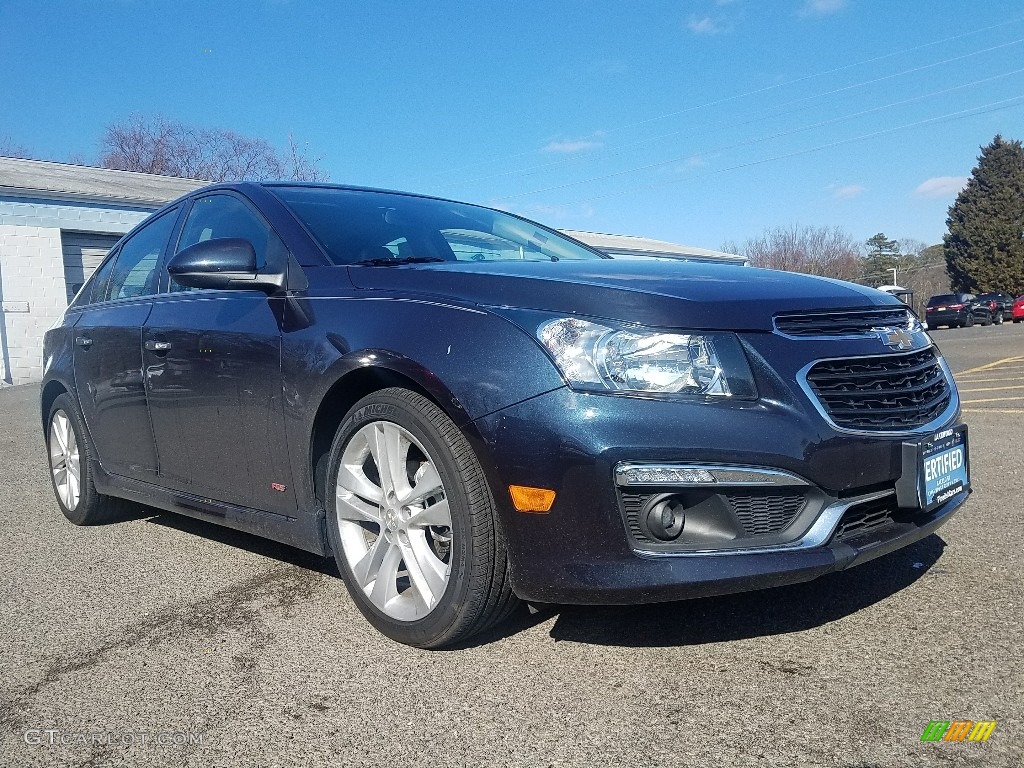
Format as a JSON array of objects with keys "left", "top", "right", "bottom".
[
  {"left": 505, "top": 486, "right": 965, "bottom": 604},
  {"left": 470, "top": 381, "right": 968, "bottom": 605}
]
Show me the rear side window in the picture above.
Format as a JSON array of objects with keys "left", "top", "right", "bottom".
[
  {"left": 104, "top": 209, "right": 179, "bottom": 301},
  {"left": 77, "top": 252, "right": 117, "bottom": 306}
]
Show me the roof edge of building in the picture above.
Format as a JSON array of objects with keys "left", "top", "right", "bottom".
[{"left": 0, "top": 156, "right": 209, "bottom": 208}]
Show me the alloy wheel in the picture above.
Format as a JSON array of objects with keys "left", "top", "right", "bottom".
[
  {"left": 49, "top": 410, "right": 81, "bottom": 511},
  {"left": 334, "top": 420, "right": 453, "bottom": 621}
]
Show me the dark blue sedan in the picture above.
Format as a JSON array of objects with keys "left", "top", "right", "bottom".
[{"left": 41, "top": 183, "right": 970, "bottom": 647}]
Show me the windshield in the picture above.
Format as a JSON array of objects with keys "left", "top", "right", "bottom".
[{"left": 269, "top": 186, "right": 605, "bottom": 266}]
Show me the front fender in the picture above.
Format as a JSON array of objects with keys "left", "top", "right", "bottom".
[
  {"left": 279, "top": 294, "right": 566, "bottom": 532},
  {"left": 282, "top": 296, "right": 564, "bottom": 428}
]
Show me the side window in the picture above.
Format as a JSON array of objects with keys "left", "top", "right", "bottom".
[
  {"left": 104, "top": 209, "right": 179, "bottom": 301},
  {"left": 78, "top": 251, "right": 116, "bottom": 306},
  {"left": 172, "top": 194, "right": 284, "bottom": 291}
]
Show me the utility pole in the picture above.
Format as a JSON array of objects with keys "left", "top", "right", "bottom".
[{"left": 891, "top": 267, "right": 897, "bottom": 286}]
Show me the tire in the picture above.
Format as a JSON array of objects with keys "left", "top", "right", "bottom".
[
  {"left": 1014, "top": 319, "right": 1021, "bottom": 324},
  {"left": 325, "top": 388, "right": 517, "bottom": 648},
  {"left": 46, "top": 393, "right": 131, "bottom": 525},
  {"left": 994, "top": 312, "right": 1004, "bottom": 325},
  {"left": 965, "top": 314, "right": 974, "bottom": 327}
]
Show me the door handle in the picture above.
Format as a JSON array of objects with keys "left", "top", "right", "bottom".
[
  {"left": 144, "top": 340, "right": 171, "bottom": 352},
  {"left": 75, "top": 337, "right": 92, "bottom": 348}
]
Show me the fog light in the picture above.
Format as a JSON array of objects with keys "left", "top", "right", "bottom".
[{"left": 641, "top": 495, "right": 686, "bottom": 541}]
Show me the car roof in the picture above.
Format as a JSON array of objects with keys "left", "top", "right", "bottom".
[{"left": 256, "top": 181, "right": 476, "bottom": 207}]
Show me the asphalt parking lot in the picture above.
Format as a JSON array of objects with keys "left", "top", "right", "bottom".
[{"left": 1, "top": 323, "right": 1021, "bottom": 768}]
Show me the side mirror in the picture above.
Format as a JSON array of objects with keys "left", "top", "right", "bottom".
[{"left": 167, "top": 238, "right": 284, "bottom": 293}]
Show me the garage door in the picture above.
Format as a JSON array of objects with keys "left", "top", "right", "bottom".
[{"left": 61, "top": 231, "right": 122, "bottom": 303}]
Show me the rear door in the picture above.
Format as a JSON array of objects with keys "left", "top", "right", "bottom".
[
  {"left": 143, "top": 192, "right": 294, "bottom": 517},
  {"left": 72, "top": 207, "right": 181, "bottom": 481}
]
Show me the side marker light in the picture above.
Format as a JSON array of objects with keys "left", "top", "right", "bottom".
[{"left": 509, "top": 485, "right": 556, "bottom": 513}]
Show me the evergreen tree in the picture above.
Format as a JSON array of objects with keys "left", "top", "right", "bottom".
[
  {"left": 944, "top": 135, "right": 1024, "bottom": 295},
  {"left": 863, "top": 232, "right": 901, "bottom": 285}
]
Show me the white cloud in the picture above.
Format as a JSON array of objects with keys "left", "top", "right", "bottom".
[
  {"left": 687, "top": 16, "right": 723, "bottom": 34},
  {"left": 801, "top": 0, "right": 847, "bottom": 17},
  {"left": 833, "top": 184, "right": 865, "bottom": 199},
  {"left": 541, "top": 139, "right": 602, "bottom": 154},
  {"left": 913, "top": 176, "right": 969, "bottom": 199}
]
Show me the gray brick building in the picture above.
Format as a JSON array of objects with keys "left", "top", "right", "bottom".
[{"left": 0, "top": 158, "right": 203, "bottom": 384}]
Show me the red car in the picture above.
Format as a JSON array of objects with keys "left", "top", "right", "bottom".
[{"left": 1013, "top": 296, "right": 1024, "bottom": 323}]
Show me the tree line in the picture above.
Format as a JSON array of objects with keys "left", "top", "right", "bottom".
[
  {"left": 722, "top": 134, "right": 1024, "bottom": 301},
  {"left": 721, "top": 226, "right": 948, "bottom": 314}
]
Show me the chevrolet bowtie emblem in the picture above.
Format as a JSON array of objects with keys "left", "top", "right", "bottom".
[{"left": 875, "top": 326, "right": 914, "bottom": 350}]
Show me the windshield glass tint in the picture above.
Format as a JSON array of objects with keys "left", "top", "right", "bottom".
[{"left": 269, "top": 186, "right": 603, "bottom": 266}]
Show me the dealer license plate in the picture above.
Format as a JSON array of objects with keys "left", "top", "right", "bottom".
[{"left": 920, "top": 426, "right": 969, "bottom": 511}]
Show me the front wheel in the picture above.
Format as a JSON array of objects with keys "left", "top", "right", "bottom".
[
  {"left": 325, "top": 388, "right": 517, "bottom": 648},
  {"left": 994, "top": 312, "right": 1004, "bottom": 325}
]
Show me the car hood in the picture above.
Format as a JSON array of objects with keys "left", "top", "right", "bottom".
[{"left": 345, "top": 259, "right": 900, "bottom": 331}]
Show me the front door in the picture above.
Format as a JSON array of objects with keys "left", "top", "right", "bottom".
[{"left": 143, "top": 192, "right": 295, "bottom": 517}]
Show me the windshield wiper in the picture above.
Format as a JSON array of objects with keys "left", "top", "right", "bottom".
[{"left": 351, "top": 256, "right": 447, "bottom": 266}]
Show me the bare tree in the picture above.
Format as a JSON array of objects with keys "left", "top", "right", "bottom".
[
  {"left": 99, "top": 114, "right": 328, "bottom": 182},
  {"left": 897, "top": 238, "right": 929, "bottom": 258},
  {"left": 721, "top": 224, "right": 862, "bottom": 281},
  {"left": 285, "top": 133, "right": 329, "bottom": 183},
  {"left": 891, "top": 241, "right": 949, "bottom": 315},
  {"left": 0, "top": 137, "right": 33, "bottom": 159}
]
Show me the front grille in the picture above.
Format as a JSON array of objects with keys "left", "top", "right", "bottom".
[
  {"left": 620, "top": 489, "right": 805, "bottom": 543},
  {"left": 805, "top": 348, "right": 951, "bottom": 431},
  {"left": 775, "top": 307, "right": 913, "bottom": 337},
  {"left": 832, "top": 496, "right": 897, "bottom": 542}
]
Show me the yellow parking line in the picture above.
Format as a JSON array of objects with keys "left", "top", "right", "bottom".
[
  {"left": 961, "top": 395, "right": 1024, "bottom": 404},
  {"left": 955, "top": 357, "right": 1024, "bottom": 376},
  {"left": 963, "top": 408, "right": 1024, "bottom": 414},
  {"left": 954, "top": 376, "right": 1024, "bottom": 383},
  {"left": 959, "top": 384, "right": 1024, "bottom": 393}
]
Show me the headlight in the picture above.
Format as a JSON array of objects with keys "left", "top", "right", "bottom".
[{"left": 537, "top": 318, "right": 756, "bottom": 397}]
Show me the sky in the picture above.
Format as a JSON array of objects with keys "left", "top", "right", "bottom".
[{"left": 2, "top": 0, "right": 1023, "bottom": 251}]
